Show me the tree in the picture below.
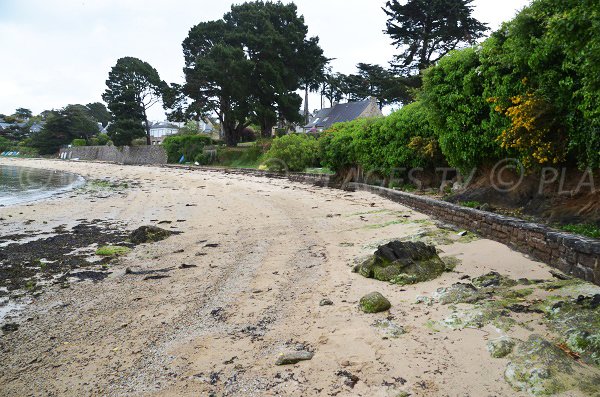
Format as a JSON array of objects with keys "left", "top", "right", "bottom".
[
  {"left": 321, "top": 71, "right": 348, "bottom": 107},
  {"left": 178, "top": 1, "right": 326, "bottom": 145},
  {"left": 86, "top": 102, "right": 112, "bottom": 127},
  {"left": 13, "top": 108, "right": 33, "bottom": 120},
  {"left": 182, "top": 20, "right": 253, "bottom": 146},
  {"left": 344, "top": 63, "right": 412, "bottom": 109},
  {"left": 298, "top": 38, "right": 329, "bottom": 124},
  {"left": 384, "top": 0, "right": 488, "bottom": 75},
  {"left": 30, "top": 105, "right": 98, "bottom": 154},
  {"left": 102, "top": 57, "right": 166, "bottom": 145}
]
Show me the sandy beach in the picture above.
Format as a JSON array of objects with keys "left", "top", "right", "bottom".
[{"left": 0, "top": 158, "right": 598, "bottom": 397}]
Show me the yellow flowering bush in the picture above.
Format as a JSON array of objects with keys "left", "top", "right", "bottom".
[{"left": 491, "top": 93, "right": 566, "bottom": 168}]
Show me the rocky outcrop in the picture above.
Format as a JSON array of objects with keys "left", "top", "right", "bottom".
[{"left": 355, "top": 241, "right": 448, "bottom": 285}]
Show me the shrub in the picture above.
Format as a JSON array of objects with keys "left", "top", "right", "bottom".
[
  {"left": 71, "top": 139, "right": 87, "bottom": 147},
  {"left": 0, "top": 136, "right": 12, "bottom": 152},
  {"left": 421, "top": 47, "right": 504, "bottom": 173},
  {"left": 217, "top": 144, "right": 264, "bottom": 168},
  {"left": 131, "top": 138, "right": 148, "bottom": 146},
  {"left": 319, "top": 105, "right": 440, "bottom": 178},
  {"left": 262, "top": 134, "right": 319, "bottom": 172},
  {"left": 162, "top": 134, "right": 213, "bottom": 163}
]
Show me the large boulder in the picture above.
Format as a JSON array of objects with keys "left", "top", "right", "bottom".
[{"left": 355, "top": 241, "right": 447, "bottom": 285}]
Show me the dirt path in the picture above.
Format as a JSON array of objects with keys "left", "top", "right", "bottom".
[{"left": 0, "top": 158, "right": 595, "bottom": 397}]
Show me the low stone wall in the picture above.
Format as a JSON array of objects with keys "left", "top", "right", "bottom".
[
  {"left": 59, "top": 146, "right": 167, "bottom": 165},
  {"left": 350, "top": 183, "right": 600, "bottom": 285}
]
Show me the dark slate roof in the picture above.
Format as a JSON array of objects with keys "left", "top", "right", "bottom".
[
  {"left": 150, "top": 121, "right": 179, "bottom": 130},
  {"left": 304, "top": 99, "right": 373, "bottom": 130}
]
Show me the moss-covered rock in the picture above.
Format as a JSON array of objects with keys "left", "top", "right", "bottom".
[
  {"left": 542, "top": 294, "right": 600, "bottom": 367},
  {"left": 434, "top": 283, "right": 484, "bottom": 305},
  {"left": 372, "top": 319, "right": 406, "bottom": 338},
  {"left": 442, "top": 302, "right": 516, "bottom": 331},
  {"left": 130, "top": 226, "right": 173, "bottom": 244},
  {"left": 504, "top": 334, "right": 600, "bottom": 396},
  {"left": 359, "top": 292, "right": 391, "bottom": 313},
  {"left": 357, "top": 241, "right": 447, "bottom": 286},
  {"left": 472, "top": 271, "right": 518, "bottom": 289},
  {"left": 487, "top": 336, "right": 516, "bottom": 358}
]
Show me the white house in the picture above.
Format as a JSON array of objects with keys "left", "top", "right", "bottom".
[{"left": 149, "top": 121, "right": 179, "bottom": 144}]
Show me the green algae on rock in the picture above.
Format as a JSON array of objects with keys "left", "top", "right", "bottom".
[
  {"left": 129, "top": 226, "right": 173, "bottom": 244},
  {"left": 472, "top": 271, "right": 518, "bottom": 289},
  {"left": 355, "top": 241, "right": 449, "bottom": 286},
  {"left": 95, "top": 245, "right": 131, "bottom": 257},
  {"left": 487, "top": 336, "right": 516, "bottom": 358},
  {"left": 505, "top": 334, "right": 600, "bottom": 396},
  {"left": 372, "top": 319, "right": 406, "bottom": 338},
  {"left": 540, "top": 294, "right": 600, "bottom": 367},
  {"left": 359, "top": 292, "right": 391, "bottom": 313},
  {"left": 434, "top": 282, "right": 485, "bottom": 305}
]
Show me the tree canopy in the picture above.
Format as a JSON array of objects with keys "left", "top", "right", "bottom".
[
  {"left": 86, "top": 102, "right": 112, "bottom": 127},
  {"left": 102, "top": 57, "right": 166, "bottom": 145},
  {"left": 177, "top": 1, "right": 325, "bottom": 145},
  {"left": 13, "top": 108, "right": 33, "bottom": 120},
  {"left": 30, "top": 105, "right": 99, "bottom": 154},
  {"left": 384, "top": 0, "right": 488, "bottom": 75}
]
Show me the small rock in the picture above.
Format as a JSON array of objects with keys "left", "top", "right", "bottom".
[
  {"left": 320, "top": 298, "right": 334, "bottom": 306},
  {"left": 179, "top": 264, "right": 197, "bottom": 269},
  {"left": 1, "top": 323, "right": 19, "bottom": 333},
  {"left": 275, "top": 351, "right": 314, "bottom": 365},
  {"left": 125, "top": 267, "right": 133, "bottom": 274},
  {"left": 359, "top": 292, "right": 391, "bottom": 313},
  {"left": 457, "top": 231, "right": 468, "bottom": 237},
  {"left": 336, "top": 370, "right": 359, "bottom": 388},
  {"left": 487, "top": 336, "right": 515, "bottom": 358}
]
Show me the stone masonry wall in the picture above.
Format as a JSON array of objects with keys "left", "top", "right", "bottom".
[
  {"left": 59, "top": 146, "right": 167, "bottom": 165},
  {"left": 349, "top": 183, "right": 600, "bottom": 285}
]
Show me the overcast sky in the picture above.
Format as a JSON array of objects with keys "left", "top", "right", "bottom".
[{"left": 0, "top": 0, "right": 530, "bottom": 121}]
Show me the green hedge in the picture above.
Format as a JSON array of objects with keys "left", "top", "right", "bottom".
[
  {"left": 319, "top": 103, "right": 440, "bottom": 177},
  {"left": 162, "top": 134, "right": 213, "bottom": 163},
  {"left": 262, "top": 134, "right": 319, "bottom": 172}
]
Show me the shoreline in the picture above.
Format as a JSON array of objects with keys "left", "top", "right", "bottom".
[
  {"left": 0, "top": 158, "right": 599, "bottom": 397},
  {"left": 0, "top": 163, "right": 85, "bottom": 207}
]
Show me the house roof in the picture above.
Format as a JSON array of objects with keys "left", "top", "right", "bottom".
[
  {"left": 304, "top": 99, "right": 375, "bottom": 130},
  {"left": 150, "top": 121, "right": 179, "bottom": 130}
]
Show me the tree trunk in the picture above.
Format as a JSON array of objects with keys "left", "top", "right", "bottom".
[
  {"left": 261, "top": 124, "right": 273, "bottom": 138},
  {"left": 142, "top": 107, "right": 151, "bottom": 145},
  {"left": 304, "top": 86, "right": 310, "bottom": 125}
]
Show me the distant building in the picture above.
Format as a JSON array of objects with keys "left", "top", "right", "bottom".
[
  {"left": 303, "top": 97, "right": 382, "bottom": 133},
  {"left": 30, "top": 122, "right": 44, "bottom": 134},
  {"left": 97, "top": 122, "right": 108, "bottom": 134},
  {"left": 149, "top": 121, "right": 179, "bottom": 145}
]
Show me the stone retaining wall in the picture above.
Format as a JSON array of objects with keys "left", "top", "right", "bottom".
[
  {"left": 350, "top": 183, "right": 600, "bottom": 285},
  {"left": 59, "top": 146, "right": 167, "bottom": 165}
]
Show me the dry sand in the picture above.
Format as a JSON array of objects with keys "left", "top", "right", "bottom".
[{"left": 0, "top": 158, "right": 589, "bottom": 396}]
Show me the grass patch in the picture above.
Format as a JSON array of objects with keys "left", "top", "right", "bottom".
[
  {"left": 96, "top": 245, "right": 131, "bottom": 257},
  {"left": 87, "top": 179, "right": 129, "bottom": 190},
  {"left": 460, "top": 201, "right": 482, "bottom": 209},
  {"left": 217, "top": 146, "right": 264, "bottom": 168},
  {"left": 559, "top": 223, "right": 600, "bottom": 239}
]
